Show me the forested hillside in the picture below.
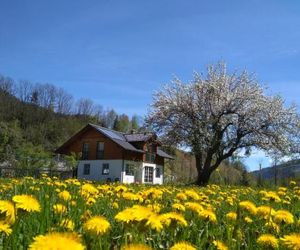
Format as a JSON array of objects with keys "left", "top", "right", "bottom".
[{"left": 0, "top": 74, "right": 142, "bottom": 167}]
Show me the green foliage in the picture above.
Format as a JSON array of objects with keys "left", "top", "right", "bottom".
[
  {"left": 15, "top": 143, "right": 52, "bottom": 169},
  {"left": 0, "top": 121, "right": 23, "bottom": 162},
  {"left": 64, "top": 152, "right": 81, "bottom": 170},
  {"left": 113, "top": 114, "right": 130, "bottom": 132}
]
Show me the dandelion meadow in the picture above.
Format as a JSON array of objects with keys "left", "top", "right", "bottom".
[{"left": 0, "top": 176, "right": 300, "bottom": 250}]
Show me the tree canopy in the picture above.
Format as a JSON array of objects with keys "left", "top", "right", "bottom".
[{"left": 146, "top": 62, "right": 300, "bottom": 185}]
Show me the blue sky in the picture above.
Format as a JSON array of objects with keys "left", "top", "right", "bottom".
[{"left": 1, "top": 0, "right": 300, "bottom": 170}]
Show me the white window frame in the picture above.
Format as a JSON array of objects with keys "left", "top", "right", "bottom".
[
  {"left": 144, "top": 166, "right": 154, "bottom": 183},
  {"left": 102, "top": 163, "right": 109, "bottom": 175}
]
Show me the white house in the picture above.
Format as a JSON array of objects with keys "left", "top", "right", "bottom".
[{"left": 55, "top": 124, "right": 173, "bottom": 184}]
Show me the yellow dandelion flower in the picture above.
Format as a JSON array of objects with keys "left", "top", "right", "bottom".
[
  {"left": 185, "top": 190, "right": 200, "bottom": 200},
  {"left": 115, "top": 205, "right": 153, "bottom": 223},
  {"left": 172, "top": 203, "right": 186, "bottom": 212},
  {"left": 80, "top": 210, "right": 92, "bottom": 222},
  {"left": 60, "top": 219, "right": 75, "bottom": 231},
  {"left": 160, "top": 212, "right": 188, "bottom": 227},
  {"left": 0, "top": 200, "right": 15, "bottom": 224},
  {"left": 115, "top": 185, "right": 128, "bottom": 193},
  {"left": 85, "top": 197, "right": 96, "bottom": 206},
  {"left": 141, "top": 188, "right": 163, "bottom": 199},
  {"left": 0, "top": 221, "right": 12, "bottom": 236},
  {"left": 176, "top": 192, "right": 188, "bottom": 201},
  {"left": 184, "top": 202, "right": 203, "bottom": 213},
  {"left": 278, "top": 187, "right": 287, "bottom": 192},
  {"left": 265, "top": 220, "right": 280, "bottom": 233},
  {"left": 145, "top": 214, "right": 163, "bottom": 232},
  {"left": 263, "top": 192, "right": 281, "bottom": 203},
  {"left": 244, "top": 216, "right": 253, "bottom": 223},
  {"left": 53, "top": 204, "right": 67, "bottom": 214},
  {"left": 226, "top": 212, "right": 237, "bottom": 222},
  {"left": 80, "top": 184, "right": 98, "bottom": 198},
  {"left": 273, "top": 210, "right": 294, "bottom": 224},
  {"left": 58, "top": 190, "right": 72, "bottom": 201},
  {"left": 83, "top": 216, "right": 110, "bottom": 235},
  {"left": 257, "top": 234, "right": 278, "bottom": 249},
  {"left": 239, "top": 200, "right": 257, "bottom": 215},
  {"left": 112, "top": 202, "right": 119, "bottom": 209},
  {"left": 226, "top": 197, "right": 234, "bottom": 206},
  {"left": 198, "top": 209, "right": 217, "bottom": 223},
  {"left": 280, "top": 233, "right": 300, "bottom": 250},
  {"left": 147, "top": 204, "right": 161, "bottom": 213},
  {"left": 257, "top": 205, "right": 275, "bottom": 219},
  {"left": 12, "top": 195, "right": 41, "bottom": 212},
  {"left": 213, "top": 240, "right": 228, "bottom": 250},
  {"left": 121, "top": 244, "right": 152, "bottom": 250},
  {"left": 29, "top": 232, "right": 85, "bottom": 250},
  {"left": 170, "top": 242, "right": 196, "bottom": 250},
  {"left": 122, "top": 192, "right": 143, "bottom": 202}
]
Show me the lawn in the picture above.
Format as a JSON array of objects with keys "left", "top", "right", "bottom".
[{"left": 0, "top": 176, "right": 299, "bottom": 249}]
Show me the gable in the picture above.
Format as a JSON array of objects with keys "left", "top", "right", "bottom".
[
  {"left": 55, "top": 125, "right": 123, "bottom": 159},
  {"left": 55, "top": 123, "right": 173, "bottom": 160},
  {"left": 56, "top": 124, "right": 143, "bottom": 155}
]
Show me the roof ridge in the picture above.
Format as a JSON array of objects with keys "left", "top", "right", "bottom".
[
  {"left": 124, "top": 132, "right": 153, "bottom": 135},
  {"left": 88, "top": 123, "right": 126, "bottom": 135}
]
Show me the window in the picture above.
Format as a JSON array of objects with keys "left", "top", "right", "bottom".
[
  {"left": 144, "top": 166, "right": 153, "bottom": 183},
  {"left": 156, "top": 167, "right": 160, "bottom": 178},
  {"left": 145, "top": 143, "right": 156, "bottom": 163},
  {"left": 82, "top": 143, "right": 89, "bottom": 160},
  {"left": 146, "top": 152, "right": 156, "bottom": 163},
  {"left": 147, "top": 144, "right": 156, "bottom": 153},
  {"left": 125, "top": 164, "right": 134, "bottom": 176},
  {"left": 102, "top": 163, "right": 109, "bottom": 175},
  {"left": 96, "top": 142, "right": 104, "bottom": 159},
  {"left": 83, "top": 164, "right": 90, "bottom": 175}
]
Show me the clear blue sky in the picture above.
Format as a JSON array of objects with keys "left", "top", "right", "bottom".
[{"left": 1, "top": 0, "right": 300, "bottom": 170}]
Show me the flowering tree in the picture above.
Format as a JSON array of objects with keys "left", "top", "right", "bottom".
[{"left": 146, "top": 62, "right": 300, "bottom": 185}]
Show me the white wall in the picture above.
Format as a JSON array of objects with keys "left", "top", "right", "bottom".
[
  {"left": 141, "top": 163, "right": 164, "bottom": 185},
  {"left": 77, "top": 160, "right": 122, "bottom": 182},
  {"left": 121, "top": 160, "right": 139, "bottom": 184},
  {"left": 154, "top": 165, "right": 164, "bottom": 185},
  {"left": 77, "top": 160, "right": 164, "bottom": 185}
]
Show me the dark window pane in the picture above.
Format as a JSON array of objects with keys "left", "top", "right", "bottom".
[
  {"left": 156, "top": 167, "right": 160, "bottom": 178},
  {"left": 83, "top": 164, "right": 90, "bottom": 175},
  {"left": 146, "top": 152, "right": 156, "bottom": 163},
  {"left": 82, "top": 143, "right": 89, "bottom": 160},
  {"left": 125, "top": 164, "right": 134, "bottom": 176},
  {"left": 96, "top": 142, "right": 104, "bottom": 159}
]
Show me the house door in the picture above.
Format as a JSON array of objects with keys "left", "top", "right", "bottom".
[{"left": 144, "top": 166, "right": 154, "bottom": 183}]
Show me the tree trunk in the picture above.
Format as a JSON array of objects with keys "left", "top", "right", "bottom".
[
  {"left": 196, "top": 168, "right": 212, "bottom": 186},
  {"left": 195, "top": 153, "right": 212, "bottom": 186}
]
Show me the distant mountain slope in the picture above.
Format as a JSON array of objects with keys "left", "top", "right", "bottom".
[{"left": 251, "top": 159, "right": 300, "bottom": 179}]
